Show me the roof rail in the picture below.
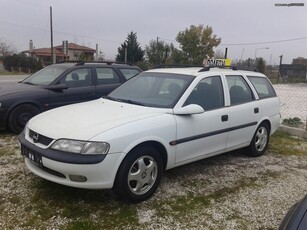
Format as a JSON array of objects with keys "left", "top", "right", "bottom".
[
  {"left": 75, "top": 61, "right": 134, "bottom": 66},
  {"left": 198, "top": 65, "right": 238, "bottom": 72},
  {"left": 235, "top": 66, "right": 259, "bottom": 72},
  {"left": 154, "top": 64, "right": 203, "bottom": 69},
  {"left": 56, "top": 60, "right": 83, "bottom": 64}
]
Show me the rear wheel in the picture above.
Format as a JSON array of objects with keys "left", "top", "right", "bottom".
[
  {"left": 247, "top": 123, "right": 270, "bottom": 157},
  {"left": 8, "top": 104, "right": 40, "bottom": 134},
  {"left": 113, "top": 146, "right": 163, "bottom": 203}
]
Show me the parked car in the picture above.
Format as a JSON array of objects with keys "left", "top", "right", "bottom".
[
  {"left": 279, "top": 195, "right": 307, "bottom": 230},
  {"left": 18, "top": 66, "right": 281, "bottom": 202},
  {"left": 0, "top": 61, "right": 141, "bottom": 133}
]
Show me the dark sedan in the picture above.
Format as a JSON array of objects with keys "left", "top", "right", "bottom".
[
  {"left": 0, "top": 62, "right": 141, "bottom": 133},
  {"left": 279, "top": 195, "right": 307, "bottom": 230}
]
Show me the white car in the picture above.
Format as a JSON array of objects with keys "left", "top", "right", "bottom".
[{"left": 18, "top": 66, "right": 281, "bottom": 202}]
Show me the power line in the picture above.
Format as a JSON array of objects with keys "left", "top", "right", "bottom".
[
  {"left": 0, "top": 21, "right": 121, "bottom": 44},
  {"left": 151, "top": 36, "right": 307, "bottom": 47},
  {"left": 13, "top": 0, "right": 48, "bottom": 8},
  {"left": 157, "top": 37, "right": 178, "bottom": 43},
  {"left": 220, "top": 37, "right": 307, "bottom": 46}
]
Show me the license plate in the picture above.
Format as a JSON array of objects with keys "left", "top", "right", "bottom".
[{"left": 21, "top": 145, "right": 43, "bottom": 167}]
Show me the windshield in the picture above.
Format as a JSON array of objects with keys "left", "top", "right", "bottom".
[
  {"left": 108, "top": 72, "right": 194, "bottom": 108},
  {"left": 22, "top": 65, "right": 70, "bottom": 86}
]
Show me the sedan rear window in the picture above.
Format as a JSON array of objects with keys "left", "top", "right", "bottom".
[{"left": 247, "top": 76, "right": 276, "bottom": 99}]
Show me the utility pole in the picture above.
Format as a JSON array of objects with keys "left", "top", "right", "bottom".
[
  {"left": 277, "top": 55, "right": 283, "bottom": 83},
  {"left": 124, "top": 46, "right": 127, "bottom": 63},
  {"left": 224, "top": 47, "right": 228, "bottom": 59},
  {"left": 156, "top": 36, "right": 159, "bottom": 65},
  {"left": 50, "top": 6, "right": 55, "bottom": 64}
]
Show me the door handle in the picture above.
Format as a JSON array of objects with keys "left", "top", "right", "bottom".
[
  {"left": 221, "top": 115, "right": 228, "bottom": 122},
  {"left": 254, "top": 108, "right": 259, "bottom": 114}
]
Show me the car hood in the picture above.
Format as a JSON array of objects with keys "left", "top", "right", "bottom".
[
  {"left": 28, "top": 98, "right": 170, "bottom": 140},
  {"left": 0, "top": 82, "right": 40, "bottom": 96}
]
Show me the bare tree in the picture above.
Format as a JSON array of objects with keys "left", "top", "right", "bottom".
[{"left": 0, "top": 37, "right": 17, "bottom": 57}]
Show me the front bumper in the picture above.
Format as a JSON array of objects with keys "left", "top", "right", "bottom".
[
  {"left": 0, "top": 107, "right": 9, "bottom": 130},
  {"left": 18, "top": 132, "right": 124, "bottom": 189}
]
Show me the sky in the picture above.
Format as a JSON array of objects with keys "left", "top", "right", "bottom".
[{"left": 1, "top": 0, "right": 307, "bottom": 64}]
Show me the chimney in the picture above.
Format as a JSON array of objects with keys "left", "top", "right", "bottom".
[{"left": 29, "top": 40, "right": 33, "bottom": 56}]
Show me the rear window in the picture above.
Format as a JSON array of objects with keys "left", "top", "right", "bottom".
[{"left": 247, "top": 76, "right": 276, "bottom": 99}]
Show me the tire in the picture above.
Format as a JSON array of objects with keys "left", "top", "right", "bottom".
[
  {"left": 8, "top": 104, "right": 40, "bottom": 134},
  {"left": 113, "top": 146, "right": 163, "bottom": 203},
  {"left": 247, "top": 122, "right": 270, "bottom": 157}
]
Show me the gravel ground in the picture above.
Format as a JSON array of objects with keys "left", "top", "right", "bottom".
[
  {"left": 0, "top": 78, "right": 306, "bottom": 229},
  {"left": 0, "top": 133, "right": 307, "bottom": 229}
]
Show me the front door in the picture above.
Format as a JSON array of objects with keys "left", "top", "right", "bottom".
[
  {"left": 49, "top": 67, "right": 95, "bottom": 109},
  {"left": 174, "top": 75, "right": 229, "bottom": 164}
]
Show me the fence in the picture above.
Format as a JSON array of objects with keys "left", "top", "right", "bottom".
[
  {"left": 265, "top": 68, "right": 307, "bottom": 131},
  {"left": 10, "top": 66, "right": 33, "bottom": 74},
  {"left": 273, "top": 83, "right": 307, "bottom": 131}
]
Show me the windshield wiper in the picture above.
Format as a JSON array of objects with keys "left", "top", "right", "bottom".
[
  {"left": 103, "top": 96, "right": 119, "bottom": 101},
  {"left": 103, "top": 96, "right": 145, "bottom": 106},
  {"left": 22, "top": 81, "right": 35, "bottom": 85},
  {"left": 120, "top": 99, "right": 145, "bottom": 106}
]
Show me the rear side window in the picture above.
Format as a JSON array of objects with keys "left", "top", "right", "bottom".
[
  {"left": 247, "top": 76, "right": 276, "bottom": 99},
  {"left": 96, "top": 68, "right": 120, "bottom": 85},
  {"left": 226, "top": 75, "right": 254, "bottom": 105},
  {"left": 119, "top": 68, "right": 141, "bottom": 80}
]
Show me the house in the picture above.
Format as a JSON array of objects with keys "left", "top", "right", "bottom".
[
  {"left": 279, "top": 57, "right": 307, "bottom": 80},
  {"left": 23, "top": 42, "right": 96, "bottom": 65}
]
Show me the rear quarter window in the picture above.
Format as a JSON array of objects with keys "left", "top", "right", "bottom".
[
  {"left": 119, "top": 68, "right": 141, "bottom": 80},
  {"left": 247, "top": 76, "right": 276, "bottom": 99}
]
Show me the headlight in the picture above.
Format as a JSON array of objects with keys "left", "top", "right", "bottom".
[{"left": 51, "top": 139, "right": 110, "bottom": 155}]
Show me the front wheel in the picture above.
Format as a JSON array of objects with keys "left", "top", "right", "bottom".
[
  {"left": 8, "top": 104, "right": 40, "bottom": 134},
  {"left": 247, "top": 123, "right": 270, "bottom": 157},
  {"left": 113, "top": 146, "right": 163, "bottom": 203}
]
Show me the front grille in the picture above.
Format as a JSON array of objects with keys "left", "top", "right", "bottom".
[{"left": 29, "top": 129, "right": 53, "bottom": 146}]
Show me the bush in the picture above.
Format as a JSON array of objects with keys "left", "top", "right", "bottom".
[
  {"left": 282, "top": 117, "right": 303, "bottom": 128},
  {"left": 3, "top": 54, "right": 42, "bottom": 73}
]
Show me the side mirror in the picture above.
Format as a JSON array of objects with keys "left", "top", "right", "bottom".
[
  {"left": 173, "top": 104, "right": 204, "bottom": 115},
  {"left": 47, "top": 84, "right": 68, "bottom": 90}
]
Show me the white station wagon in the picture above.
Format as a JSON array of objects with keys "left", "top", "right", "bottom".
[{"left": 18, "top": 66, "right": 280, "bottom": 202}]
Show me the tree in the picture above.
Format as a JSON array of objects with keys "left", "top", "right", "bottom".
[
  {"left": 116, "top": 31, "right": 144, "bottom": 63},
  {"left": 214, "top": 49, "right": 225, "bottom": 59},
  {"left": 145, "top": 40, "right": 174, "bottom": 66},
  {"left": 79, "top": 52, "right": 89, "bottom": 61},
  {"left": 97, "top": 50, "right": 105, "bottom": 61},
  {"left": 0, "top": 37, "right": 17, "bottom": 57},
  {"left": 256, "top": 57, "right": 266, "bottom": 74},
  {"left": 176, "top": 25, "right": 221, "bottom": 65}
]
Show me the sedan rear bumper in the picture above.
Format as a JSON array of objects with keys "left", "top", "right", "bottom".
[{"left": 0, "top": 108, "right": 9, "bottom": 130}]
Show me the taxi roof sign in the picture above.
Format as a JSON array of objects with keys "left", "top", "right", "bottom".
[{"left": 203, "top": 58, "right": 231, "bottom": 67}]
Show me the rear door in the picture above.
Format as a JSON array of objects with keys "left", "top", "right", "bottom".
[
  {"left": 224, "top": 74, "right": 261, "bottom": 149},
  {"left": 94, "top": 67, "right": 123, "bottom": 97}
]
